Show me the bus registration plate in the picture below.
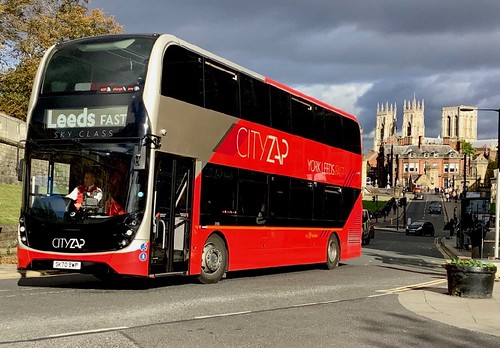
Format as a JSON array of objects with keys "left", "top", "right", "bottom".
[{"left": 53, "top": 261, "right": 81, "bottom": 270}]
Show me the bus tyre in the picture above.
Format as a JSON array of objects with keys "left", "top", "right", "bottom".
[
  {"left": 326, "top": 234, "right": 340, "bottom": 270},
  {"left": 199, "top": 234, "right": 227, "bottom": 284}
]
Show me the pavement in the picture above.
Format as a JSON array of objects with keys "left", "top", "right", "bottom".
[
  {"left": 373, "top": 196, "right": 500, "bottom": 338},
  {"left": 1, "top": 207, "right": 500, "bottom": 337},
  {"left": 399, "top": 235, "right": 500, "bottom": 338}
]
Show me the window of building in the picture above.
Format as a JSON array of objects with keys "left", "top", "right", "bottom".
[{"left": 405, "top": 163, "right": 418, "bottom": 172}]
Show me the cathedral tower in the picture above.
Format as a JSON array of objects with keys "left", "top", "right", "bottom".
[
  {"left": 441, "top": 106, "right": 477, "bottom": 142},
  {"left": 402, "top": 97, "right": 425, "bottom": 146},
  {"left": 373, "top": 102, "right": 397, "bottom": 151}
]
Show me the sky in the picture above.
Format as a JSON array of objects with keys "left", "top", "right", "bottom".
[{"left": 89, "top": 0, "right": 500, "bottom": 153}]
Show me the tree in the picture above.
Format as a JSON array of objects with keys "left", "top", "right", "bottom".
[
  {"left": 0, "top": 0, "right": 123, "bottom": 120},
  {"left": 461, "top": 140, "right": 476, "bottom": 156},
  {"left": 484, "top": 158, "right": 497, "bottom": 187}
]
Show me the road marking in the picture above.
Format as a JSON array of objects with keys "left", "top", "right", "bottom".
[
  {"left": 367, "top": 293, "right": 389, "bottom": 298},
  {"left": 293, "top": 299, "right": 341, "bottom": 307},
  {"left": 48, "top": 326, "right": 129, "bottom": 338},
  {"left": 194, "top": 311, "right": 251, "bottom": 319},
  {"left": 435, "top": 237, "right": 454, "bottom": 261},
  {"left": 377, "top": 279, "right": 447, "bottom": 294}
]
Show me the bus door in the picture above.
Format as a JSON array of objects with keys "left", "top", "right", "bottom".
[{"left": 150, "top": 154, "right": 194, "bottom": 275}]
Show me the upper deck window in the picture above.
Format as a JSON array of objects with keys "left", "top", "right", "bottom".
[{"left": 41, "top": 36, "right": 157, "bottom": 95}]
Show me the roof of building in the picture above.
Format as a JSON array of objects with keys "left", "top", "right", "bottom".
[
  {"left": 382, "top": 144, "right": 460, "bottom": 157},
  {"left": 472, "top": 139, "right": 498, "bottom": 149}
]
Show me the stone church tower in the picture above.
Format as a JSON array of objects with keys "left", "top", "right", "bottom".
[
  {"left": 402, "top": 98, "right": 425, "bottom": 145},
  {"left": 373, "top": 102, "right": 397, "bottom": 151},
  {"left": 441, "top": 106, "right": 477, "bottom": 142}
]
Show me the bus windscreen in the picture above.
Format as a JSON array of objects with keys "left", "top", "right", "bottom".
[{"left": 41, "top": 36, "right": 157, "bottom": 95}]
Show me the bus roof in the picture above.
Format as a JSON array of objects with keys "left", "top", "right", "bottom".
[
  {"left": 39, "top": 33, "right": 359, "bottom": 125},
  {"left": 154, "top": 34, "right": 359, "bottom": 124}
]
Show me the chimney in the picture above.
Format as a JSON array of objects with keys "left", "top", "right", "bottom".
[{"left": 418, "top": 136, "right": 423, "bottom": 149}]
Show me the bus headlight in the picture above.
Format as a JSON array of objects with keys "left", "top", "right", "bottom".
[
  {"left": 19, "top": 216, "right": 28, "bottom": 245},
  {"left": 117, "top": 214, "right": 142, "bottom": 248}
]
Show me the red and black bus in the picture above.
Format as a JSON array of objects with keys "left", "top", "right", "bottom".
[{"left": 18, "top": 34, "right": 362, "bottom": 283}]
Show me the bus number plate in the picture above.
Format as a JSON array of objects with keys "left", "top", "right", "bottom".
[{"left": 53, "top": 261, "right": 81, "bottom": 270}]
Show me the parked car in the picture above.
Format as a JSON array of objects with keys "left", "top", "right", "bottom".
[
  {"left": 428, "top": 201, "right": 442, "bottom": 214},
  {"left": 362, "top": 209, "right": 374, "bottom": 245},
  {"left": 406, "top": 220, "right": 435, "bottom": 236}
]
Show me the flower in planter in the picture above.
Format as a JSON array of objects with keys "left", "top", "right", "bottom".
[
  {"left": 445, "top": 258, "right": 497, "bottom": 298},
  {"left": 448, "top": 258, "right": 496, "bottom": 269}
]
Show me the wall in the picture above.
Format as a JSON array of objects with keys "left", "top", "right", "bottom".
[{"left": 0, "top": 112, "right": 26, "bottom": 184}]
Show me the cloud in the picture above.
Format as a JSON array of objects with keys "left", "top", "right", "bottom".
[
  {"left": 293, "top": 83, "right": 372, "bottom": 116},
  {"left": 88, "top": 0, "right": 500, "bottom": 153}
]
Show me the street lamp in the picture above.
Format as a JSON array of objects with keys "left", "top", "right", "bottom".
[{"left": 460, "top": 107, "right": 500, "bottom": 259}]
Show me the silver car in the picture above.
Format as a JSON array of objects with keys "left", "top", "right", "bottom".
[{"left": 428, "top": 201, "right": 442, "bottom": 214}]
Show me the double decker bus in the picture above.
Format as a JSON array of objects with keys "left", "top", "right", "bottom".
[{"left": 17, "top": 34, "right": 362, "bottom": 283}]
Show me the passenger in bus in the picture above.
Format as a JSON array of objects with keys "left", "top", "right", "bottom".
[
  {"left": 66, "top": 172, "right": 103, "bottom": 210},
  {"left": 105, "top": 183, "right": 125, "bottom": 216},
  {"left": 105, "top": 196, "right": 125, "bottom": 216},
  {"left": 256, "top": 203, "right": 266, "bottom": 225}
]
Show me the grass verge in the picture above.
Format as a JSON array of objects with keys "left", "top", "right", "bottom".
[{"left": 0, "top": 183, "right": 22, "bottom": 226}]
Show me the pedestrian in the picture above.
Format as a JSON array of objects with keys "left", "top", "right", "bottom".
[{"left": 448, "top": 218, "right": 455, "bottom": 237}]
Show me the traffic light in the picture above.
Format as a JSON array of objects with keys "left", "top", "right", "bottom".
[{"left": 372, "top": 196, "right": 376, "bottom": 202}]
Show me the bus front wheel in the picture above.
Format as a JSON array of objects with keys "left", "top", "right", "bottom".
[
  {"left": 325, "top": 234, "right": 340, "bottom": 270},
  {"left": 199, "top": 234, "right": 227, "bottom": 284}
]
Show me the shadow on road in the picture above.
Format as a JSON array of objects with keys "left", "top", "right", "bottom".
[{"left": 362, "top": 250, "right": 446, "bottom": 277}]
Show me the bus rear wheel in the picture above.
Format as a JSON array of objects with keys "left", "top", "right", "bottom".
[
  {"left": 325, "top": 234, "right": 340, "bottom": 270},
  {"left": 198, "top": 234, "right": 227, "bottom": 284}
]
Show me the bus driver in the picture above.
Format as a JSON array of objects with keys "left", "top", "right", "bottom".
[{"left": 66, "top": 172, "right": 103, "bottom": 210}]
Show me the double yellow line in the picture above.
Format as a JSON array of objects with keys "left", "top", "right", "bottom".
[{"left": 378, "top": 279, "right": 447, "bottom": 294}]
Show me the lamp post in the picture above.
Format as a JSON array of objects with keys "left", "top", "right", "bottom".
[{"left": 460, "top": 107, "right": 500, "bottom": 259}]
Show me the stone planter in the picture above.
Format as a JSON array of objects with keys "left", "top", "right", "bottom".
[{"left": 444, "top": 264, "right": 497, "bottom": 298}]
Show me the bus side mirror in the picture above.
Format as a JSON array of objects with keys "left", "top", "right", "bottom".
[
  {"left": 16, "top": 140, "right": 26, "bottom": 182},
  {"left": 133, "top": 145, "right": 146, "bottom": 170},
  {"left": 17, "top": 159, "right": 24, "bottom": 182}
]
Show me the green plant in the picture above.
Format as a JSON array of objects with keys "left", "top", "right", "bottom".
[{"left": 449, "top": 258, "right": 496, "bottom": 269}]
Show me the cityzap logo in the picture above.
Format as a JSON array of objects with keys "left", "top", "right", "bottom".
[
  {"left": 52, "top": 238, "right": 86, "bottom": 249},
  {"left": 236, "top": 127, "right": 289, "bottom": 165}
]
